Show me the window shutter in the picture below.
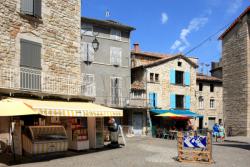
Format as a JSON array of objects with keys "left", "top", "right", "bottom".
[
  {"left": 185, "top": 95, "right": 191, "bottom": 109},
  {"left": 118, "top": 48, "right": 122, "bottom": 66},
  {"left": 88, "top": 43, "right": 95, "bottom": 62},
  {"left": 81, "top": 42, "right": 88, "bottom": 61},
  {"left": 20, "top": 39, "right": 41, "bottom": 69},
  {"left": 170, "top": 93, "right": 176, "bottom": 109},
  {"left": 184, "top": 72, "right": 190, "bottom": 86},
  {"left": 110, "top": 48, "right": 115, "bottom": 64},
  {"left": 34, "top": 0, "right": 42, "bottom": 17},
  {"left": 170, "top": 69, "right": 175, "bottom": 84},
  {"left": 149, "top": 92, "right": 153, "bottom": 107},
  {"left": 21, "top": 0, "right": 34, "bottom": 15},
  {"left": 154, "top": 93, "right": 158, "bottom": 108}
]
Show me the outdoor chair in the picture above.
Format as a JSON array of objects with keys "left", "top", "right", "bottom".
[{"left": 162, "top": 130, "right": 170, "bottom": 139}]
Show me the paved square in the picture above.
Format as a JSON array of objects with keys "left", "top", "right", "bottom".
[{"left": 2, "top": 137, "right": 250, "bottom": 167}]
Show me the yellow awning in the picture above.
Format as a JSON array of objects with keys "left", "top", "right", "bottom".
[
  {"left": 156, "top": 112, "right": 187, "bottom": 117},
  {"left": 12, "top": 98, "right": 123, "bottom": 117},
  {"left": 0, "top": 99, "right": 38, "bottom": 116}
]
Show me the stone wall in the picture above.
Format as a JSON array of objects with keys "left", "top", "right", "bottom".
[
  {"left": 222, "top": 14, "right": 250, "bottom": 136},
  {"left": 0, "top": 0, "right": 81, "bottom": 95}
]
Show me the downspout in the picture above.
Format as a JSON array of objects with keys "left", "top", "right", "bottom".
[{"left": 145, "top": 68, "right": 152, "bottom": 137}]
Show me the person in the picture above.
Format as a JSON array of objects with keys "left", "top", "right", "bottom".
[
  {"left": 213, "top": 123, "right": 219, "bottom": 142},
  {"left": 218, "top": 123, "right": 225, "bottom": 142},
  {"left": 108, "top": 117, "right": 119, "bottom": 148}
]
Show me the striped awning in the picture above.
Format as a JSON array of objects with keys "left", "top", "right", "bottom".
[{"left": 12, "top": 98, "right": 123, "bottom": 117}]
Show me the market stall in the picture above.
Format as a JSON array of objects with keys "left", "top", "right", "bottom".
[{"left": 22, "top": 126, "right": 68, "bottom": 154}]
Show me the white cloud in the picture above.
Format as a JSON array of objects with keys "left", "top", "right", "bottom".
[
  {"left": 170, "top": 16, "right": 209, "bottom": 53},
  {"left": 227, "top": 0, "right": 243, "bottom": 14},
  {"left": 161, "top": 12, "right": 168, "bottom": 24}
]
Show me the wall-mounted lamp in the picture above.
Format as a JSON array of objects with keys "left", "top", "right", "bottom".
[{"left": 92, "top": 37, "right": 99, "bottom": 51}]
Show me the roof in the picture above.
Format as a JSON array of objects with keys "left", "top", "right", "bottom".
[
  {"left": 196, "top": 73, "right": 222, "bottom": 83},
  {"left": 131, "top": 81, "right": 145, "bottom": 90},
  {"left": 81, "top": 17, "right": 135, "bottom": 31},
  {"left": 132, "top": 54, "right": 198, "bottom": 70},
  {"left": 219, "top": 6, "right": 250, "bottom": 40},
  {"left": 131, "top": 51, "right": 172, "bottom": 59}
]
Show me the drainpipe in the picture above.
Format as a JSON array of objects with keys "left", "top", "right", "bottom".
[{"left": 145, "top": 69, "right": 152, "bottom": 137}]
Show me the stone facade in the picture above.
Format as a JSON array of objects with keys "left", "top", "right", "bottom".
[
  {"left": 196, "top": 77, "right": 223, "bottom": 129},
  {"left": 221, "top": 10, "right": 250, "bottom": 136},
  {"left": 0, "top": 0, "right": 81, "bottom": 96},
  {"left": 146, "top": 57, "right": 197, "bottom": 112}
]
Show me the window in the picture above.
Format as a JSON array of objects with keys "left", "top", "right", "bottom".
[
  {"left": 132, "top": 91, "right": 144, "bottom": 99},
  {"left": 176, "top": 95, "right": 184, "bottom": 109},
  {"left": 111, "top": 78, "right": 122, "bottom": 105},
  {"left": 20, "top": 39, "right": 42, "bottom": 90},
  {"left": 21, "top": 0, "right": 42, "bottom": 17},
  {"left": 178, "top": 61, "right": 182, "bottom": 66},
  {"left": 110, "top": 47, "right": 122, "bottom": 66},
  {"left": 198, "top": 96, "right": 204, "bottom": 109},
  {"left": 20, "top": 39, "right": 41, "bottom": 69},
  {"left": 175, "top": 71, "right": 184, "bottom": 84},
  {"left": 149, "top": 92, "right": 157, "bottom": 108},
  {"left": 150, "top": 73, "right": 154, "bottom": 82},
  {"left": 155, "top": 74, "right": 159, "bottom": 82},
  {"left": 210, "top": 84, "right": 214, "bottom": 92},
  {"left": 199, "top": 83, "right": 203, "bottom": 91},
  {"left": 110, "top": 29, "right": 121, "bottom": 41},
  {"left": 81, "top": 42, "right": 94, "bottom": 62},
  {"left": 81, "top": 23, "right": 93, "bottom": 36},
  {"left": 210, "top": 99, "right": 215, "bottom": 109},
  {"left": 81, "top": 74, "right": 95, "bottom": 97}
]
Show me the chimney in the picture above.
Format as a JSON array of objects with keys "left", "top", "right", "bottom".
[{"left": 133, "top": 43, "right": 140, "bottom": 53}]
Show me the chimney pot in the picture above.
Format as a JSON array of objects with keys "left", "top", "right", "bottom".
[{"left": 133, "top": 43, "right": 140, "bottom": 52}]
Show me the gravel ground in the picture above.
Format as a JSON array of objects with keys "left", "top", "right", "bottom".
[{"left": 1, "top": 137, "right": 249, "bottom": 167}]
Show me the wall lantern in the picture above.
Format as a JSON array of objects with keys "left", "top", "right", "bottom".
[{"left": 92, "top": 37, "right": 99, "bottom": 51}]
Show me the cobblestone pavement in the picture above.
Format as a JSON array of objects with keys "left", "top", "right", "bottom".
[{"left": 2, "top": 137, "right": 250, "bottom": 167}]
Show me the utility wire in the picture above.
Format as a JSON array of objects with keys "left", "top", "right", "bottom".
[{"left": 184, "top": 23, "right": 232, "bottom": 55}]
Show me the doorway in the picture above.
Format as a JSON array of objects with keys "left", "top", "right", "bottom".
[
  {"left": 132, "top": 112, "right": 143, "bottom": 135},
  {"left": 208, "top": 117, "right": 216, "bottom": 130}
]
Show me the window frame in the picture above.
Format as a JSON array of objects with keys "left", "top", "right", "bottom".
[
  {"left": 198, "top": 96, "right": 204, "bottom": 109},
  {"left": 110, "top": 47, "right": 122, "bottom": 66},
  {"left": 20, "top": 0, "right": 42, "bottom": 18},
  {"left": 199, "top": 83, "right": 203, "bottom": 91},
  {"left": 110, "top": 29, "right": 122, "bottom": 41},
  {"left": 176, "top": 95, "right": 184, "bottom": 109},
  {"left": 210, "top": 98, "right": 215, "bottom": 109},
  {"left": 81, "top": 23, "right": 93, "bottom": 36},
  {"left": 175, "top": 70, "right": 184, "bottom": 85},
  {"left": 155, "top": 73, "right": 159, "bottom": 83}
]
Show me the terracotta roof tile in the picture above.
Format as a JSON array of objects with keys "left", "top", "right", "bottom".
[
  {"left": 131, "top": 51, "right": 172, "bottom": 59},
  {"left": 197, "top": 73, "right": 222, "bottom": 83}
]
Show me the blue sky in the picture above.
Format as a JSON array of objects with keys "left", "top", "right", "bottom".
[{"left": 81, "top": 0, "right": 249, "bottom": 72}]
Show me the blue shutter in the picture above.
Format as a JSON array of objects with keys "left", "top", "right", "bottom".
[
  {"left": 185, "top": 72, "right": 190, "bottom": 86},
  {"left": 149, "top": 93, "right": 153, "bottom": 107},
  {"left": 170, "top": 69, "right": 175, "bottom": 84},
  {"left": 185, "top": 95, "right": 191, "bottom": 109},
  {"left": 154, "top": 93, "right": 158, "bottom": 108},
  {"left": 170, "top": 94, "right": 176, "bottom": 109}
]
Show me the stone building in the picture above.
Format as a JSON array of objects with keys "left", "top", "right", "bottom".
[
  {"left": 196, "top": 73, "right": 223, "bottom": 130},
  {"left": 129, "top": 44, "right": 201, "bottom": 135},
  {"left": 219, "top": 6, "right": 250, "bottom": 136}
]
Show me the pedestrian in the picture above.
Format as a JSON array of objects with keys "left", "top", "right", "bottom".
[
  {"left": 218, "top": 123, "right": 225, "bottom": 142},
  {"left": 213, "top": 123, "right": 219, "bottom": 142}
]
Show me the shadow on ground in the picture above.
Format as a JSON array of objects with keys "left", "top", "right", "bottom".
[
  {"left": 0, "top": 145, "right": 123, "bottom": 166},
  {"left": 214, "top": 142, "right": 250, "bottom": 151}
]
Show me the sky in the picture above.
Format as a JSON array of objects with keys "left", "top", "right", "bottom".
[{"left": 81, "top": 0, "right": 250, "bottom": 73}]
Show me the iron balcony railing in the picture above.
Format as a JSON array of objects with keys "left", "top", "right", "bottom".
[{"left": 0, "top": 66, "right": 96, "bottom": 97}]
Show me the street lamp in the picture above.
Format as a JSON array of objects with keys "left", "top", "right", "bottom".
[{"left": 92, "top": 37, "right": 99, "bottom": 51}]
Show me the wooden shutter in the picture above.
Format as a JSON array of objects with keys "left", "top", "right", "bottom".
[
  {"left": 184, "top": 72, "right": 190, "bottom": 86},
  {"left": 21, "top": 0, "right": 34, "bottom": 15},
  {"left": 185, "top": 95, "right": 191, "bottom": 109},
  {"left": 88, "top": 43, "right": 95, "bottom": 62},
  {"left": 20, "top": 39, "right": 41, "bottom": 69},
  {"left": 170, "top": 93, "right": 176, "bottom": 109},
  {"left": 149, "top": 92, "right": 153, "bottom": 107},
  {"left": 154, "top": 93, "right": 158, "bottom": 108},
  {"left": 170, "top": 69, "right": 175, "bottom": 84},
  {"left": 34, "top": 0, "right": 42, "bottom": 17},
  {"left": 81, "top": 42, "right": 88, "bottom": 61},
  {"left": 110, "top": 47, "right": 115, "bottom": 64}
]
